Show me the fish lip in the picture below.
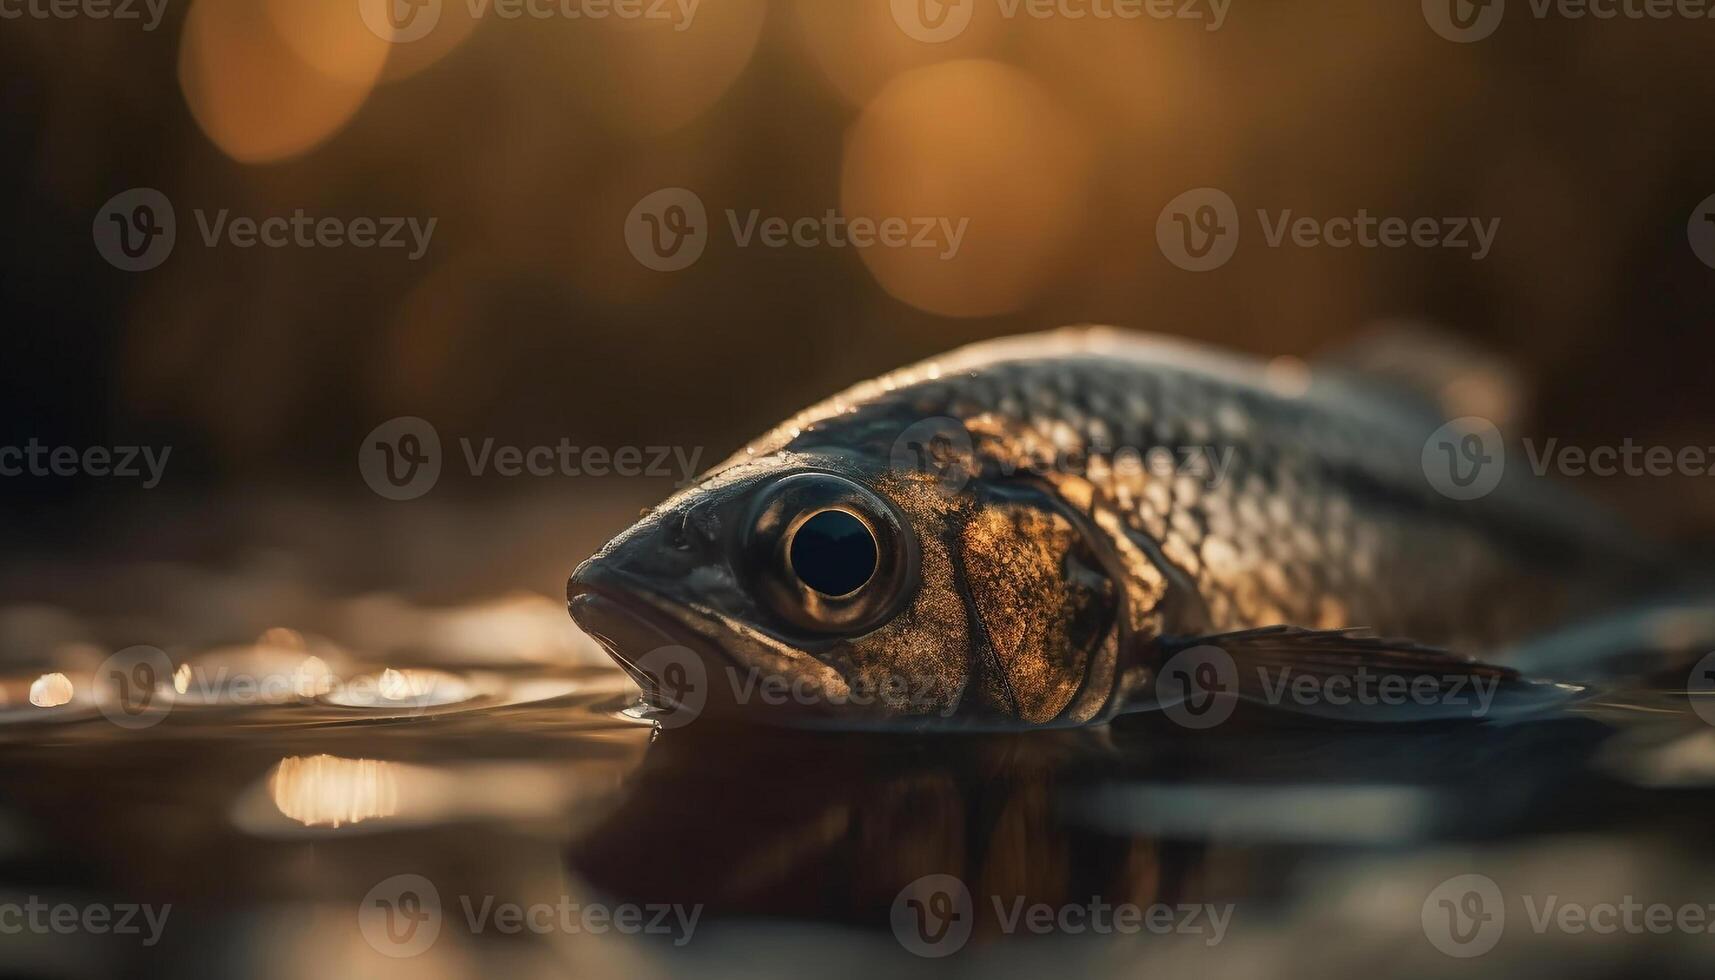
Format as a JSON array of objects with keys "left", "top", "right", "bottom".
[
  {"left": 567, "top": 565, "right": 763, "bottom": 723},
  {"left": 567, "top": 570, "right": 851, "bottom": 724},
  {"left": 567, "top": 577, "right": 720, "bottom": 679}
]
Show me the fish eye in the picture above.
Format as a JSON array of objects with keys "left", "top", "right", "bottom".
[
  {"left": 787, "top": 509, "right": 878, "bottom": 597},
  {"left": 742, "top": 473, "right": 916, "bottom": 634}
]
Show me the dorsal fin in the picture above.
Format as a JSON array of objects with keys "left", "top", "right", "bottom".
[{"left": 1319, "top": 319, "right": 1528, "bottom": 431}]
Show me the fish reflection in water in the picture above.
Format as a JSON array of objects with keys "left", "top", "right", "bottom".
[
  {"left": 568, "top": 726, "right": 1190, "bottom": 932},
  {"left": 561, "top": 700, "right": 1715, "bottom": 974},
  {"left": 0, "top": 655, "right": 1706, "bottom": 976}
]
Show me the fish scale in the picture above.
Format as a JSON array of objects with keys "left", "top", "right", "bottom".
[{"left": 731, "top": 328, "right": 1655, "bottom": 654}]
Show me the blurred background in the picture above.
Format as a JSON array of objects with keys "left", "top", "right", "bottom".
[{"left": 4, "top": 0, "right": 1714, "bottom": 538}]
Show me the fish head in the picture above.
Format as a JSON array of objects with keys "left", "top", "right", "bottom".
[{"left": 567, "top": 436, "right": 1131, "bottom": 728}]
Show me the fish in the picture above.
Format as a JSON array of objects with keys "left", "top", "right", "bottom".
[{"left": 567, "top": 327, "right": 1683, "bottom": 729}]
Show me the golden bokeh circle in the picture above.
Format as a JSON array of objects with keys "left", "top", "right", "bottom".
[
  {"left": 841, "top": 59, "right": 1090, "bottom": 318},
  {"left": 179, "top": 0, "right": 388, "bottom": 164}
]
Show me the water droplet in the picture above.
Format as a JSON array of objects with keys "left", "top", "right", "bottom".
[{"left": 29, "top": 673, "right": 73, "bottom": 708}]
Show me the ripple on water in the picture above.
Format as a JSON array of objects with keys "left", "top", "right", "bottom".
[{"left": 321, "top": 668, "right": 478, "bottom": 713}]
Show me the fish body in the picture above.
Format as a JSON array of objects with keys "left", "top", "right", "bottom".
[{"left": 568, "top": 328, "right": 1665, "bottom": 728}]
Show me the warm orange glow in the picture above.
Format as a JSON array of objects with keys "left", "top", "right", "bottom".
[
  {"left": 841, "top": 60, "right": 1090, "bottom": 318},
  {"left": 263, "top": 0, "right": 393, "bottom": 85},
  {"left": 28, "top": 672, "right": 73, "bottom": 708},
  {"left": 794, "top": 2, "right": 1005, "bottom": 107},
  {"left": 179, "top": 0, "right": 388, "bottom": 163},
  {"left": 269, "top": 754, "right": 400, "bottom": 828},
  {"left": 557, "top": 0, "right": 768, "bottom": 136},
  {"left": 362, "top": 0, "right": 483, "bottom": 81}
]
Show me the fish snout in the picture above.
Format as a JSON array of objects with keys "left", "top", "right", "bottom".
[{"left": 567, "top": 510, "right": 752, "bottom": 721}]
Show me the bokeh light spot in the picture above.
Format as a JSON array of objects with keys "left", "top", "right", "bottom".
[
  {"left": 180, "top": 0, "right": 389, "bottom": 163},
  {"left": 841, "top": 60, "right": 1089, "bottom": 318}
]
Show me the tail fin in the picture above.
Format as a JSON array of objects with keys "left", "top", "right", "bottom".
[{"left": 1500, "top": 597, "right": 1715, "bottom": 685}]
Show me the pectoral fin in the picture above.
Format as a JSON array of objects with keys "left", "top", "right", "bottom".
[{"left": 1162, "top": 626, "right": 1582, "bottom": 723}]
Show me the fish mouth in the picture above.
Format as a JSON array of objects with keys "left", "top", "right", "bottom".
[
  {"left": 569, "top": 584, "right": 699, "bottom": 682},
  {"left": 567, "top": 569, "right": 854, "bottom": 726}
]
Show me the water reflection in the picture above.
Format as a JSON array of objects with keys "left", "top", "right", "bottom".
[
  {"left": 0, "top": 659, "right": 1711, "bottom": 977},
  {"left": 564, "top": 704, "right": 1695, "bottom": 955},
  {"left": 28, "top": 671, "right": 73, "bottom": 708},
  {"left": 270, "top": 754, "right": 402, "bottom": 829},
  {"left": 567, "top": 726, "right": 1207, "bottom": 932}
]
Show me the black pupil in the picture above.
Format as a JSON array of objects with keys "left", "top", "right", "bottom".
[{"left": 789, "top": 510, "right": 878, "bottom": 597}]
